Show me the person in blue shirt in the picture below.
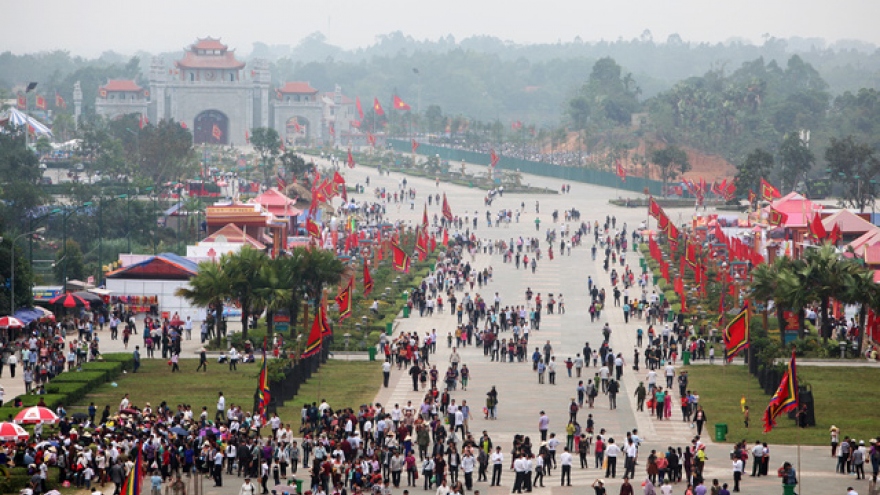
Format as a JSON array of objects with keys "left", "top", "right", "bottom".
[{"left": 151, "top": 471, "right": 163, "bottom": 495}]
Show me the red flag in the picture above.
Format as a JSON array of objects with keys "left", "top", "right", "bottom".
[
  {"left": 180, "top": 122, "right": 188, "bottom": 129},
  {"left": 391, "top": 242, "right": 410, "bottom": 273},
  {"left": 415, "top": 227, "right": 428, "bottom": 261},
  {"left": 335, "top": 276, "right": 354, "bottom": 322},
  {"left": 809, "top": 212, "right": 826, "bottom": 242},
  {"left": 393, "top": 95, "right": 411, "bottom": 111},
  {"left": 616, "top": 160, "right": 626, "bottom": 182},
  {"left": 367, "top": 133, "right": 376, "bottom": 147},
  {"left": 333, "top": 171, "right": 346, "bottom": 186},
  {"left": 302, "top": 310, "right": 324, "bottom": 358},
  {"left": 293, "top": 120, "right": 302, "bottom": 133},
  {"left": 347, "top": 149, "right": 355, "bottom": 168},
  {"left": 763, "top": 350, "right": 799, "bottom": 433},
  {"left": 748, "top": 189, "right": 757, "bottom": 205},
  {"left": 490, "top": 149, "right": 500, "bottom": 168},
  {"left": 306, "top": 219, "right": 322, "bottom": 240},
  {"left": 422, "top": 204, "right": 429, "bottom": 227},
  {"left": 350, "top": 120, "right": 361, "bottom": 128},
  {"left": 411, "top": 139, "right": 420, "bottom": 153},
  {"left": 723, "top": 302, "right": 750, "bottom": 362},
  {"left": 356, "top": 97, "right": 364, "bottom": 120},
  {"left": 319, "top": 301, "right": 332, "bottom": 337},
  {"left": 829, "top": 222, "right": 842, "bottom": 245},
  {"left": 442, "top": 228, "right": 449, "bottom": 247},
  {"left": 55, "top": 92, "right": 66, "bottom": 109},
  {"left": 276, "top": 174, "right": 287, "bottom": 191},
  {"left": 35, "top": 95, "right": 46, "bottom": 110},
  {"left": 761, "top": 178, "right": 781, "bottom": 202},
  {"left": 363, "top": 262, "right": 373, "bottom": 296},
  {"left": 648, "top": 197, "right": 662, "bottom": 219},
  {"left": 442, "top": 193, "right": 453, "bottom": 222},
  {"left": 430, "top": 234, "right": 437, "bottom": 253},
  {"left": 16, "top": 94, "right": 26, "bottom": 109},
  {"left": 767, "top": 207, "right": 788, "bottom": 226},
  {"left": 329, "top": 122, "right": 335, "bottom": 136},
  {"left": 212, "top": 124, "right": 223, "bottom": 140},
  {"left": 257, "top": 342, "right": 270, "bottom": 420},
  {"left": 139, "top": 114, "right": 149, "bottom": 129},
  {"left": 372, "top": 97, "right": 385, "bottom": 116}
]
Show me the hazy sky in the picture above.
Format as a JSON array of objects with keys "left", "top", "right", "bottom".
[{"left": 3, "top": 0, "right": 879, "bottom": 57}]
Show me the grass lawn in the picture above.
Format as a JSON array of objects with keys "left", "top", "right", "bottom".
[
  {"left": 684, "top": 364, "right": 880, "bottom": 445},
  {"left": 67, "top": 358, "right": 380, "bottom": 422}
]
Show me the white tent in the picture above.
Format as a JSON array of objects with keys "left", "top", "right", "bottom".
[{"left": 0, "top": 107, "right": 53, "bottom": 137}]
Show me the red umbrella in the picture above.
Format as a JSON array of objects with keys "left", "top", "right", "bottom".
[
  {"left": 0, "top": 422, "right": 29, "bottom": 441},
  {"left": 169, "top": 318, "right": 185, "bottom": 327},
  {"left": 48, "top": 293, "right": 91, "bottom": 309},
  {"left": 14, "top": 406, "right": 59, "bottom": 425},
  {"left": 0, "top": 316, "right": 24, "bottom": 329}
]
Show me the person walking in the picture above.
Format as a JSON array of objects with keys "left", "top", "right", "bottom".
[{"left": 560, "top": 448, "right": 572, "bottom": 486}]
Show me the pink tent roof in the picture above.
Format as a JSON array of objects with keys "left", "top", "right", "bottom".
[
  {"left": 847, "top": 228, "right": 880, "bottom": 251},
  {"left": 249, "top": 189, "right": 302, "bottom": 217},
  {"left": 201, "top": 223, "right": 266, "bottom": 250},
  {"left": 821, "top": 210, "right": 875, "bottom": 235},
  {"left": 766, "top": 192, "right": 822, "bottom": 228}
]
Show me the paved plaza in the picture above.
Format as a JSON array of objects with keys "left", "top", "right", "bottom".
[{"left": 5, "top": 158, "right": 872, "bottom": 495}]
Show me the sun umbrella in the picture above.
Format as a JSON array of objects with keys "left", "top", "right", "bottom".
[
  {"left": 170, "top": 426, "right": 189, "bottom": 436},
  {"left": 14, "top": 406, "right": 60, "bottom": 425},
  {"left": 0, "top": 316, "right": 25, "bottom": 329},
  {"left": 0, "top": 422, "right": 29, "bottom": 441},
  {"left": 119, "top": 408, "right": 139, "bottom": 416},
  {"left": 48, "top": 293, "right": 90, "bottom": 309},
  {"left": 169, "top": 317, "right": 184, "bottom": 327},
  {"left": 71, "top": 412, "right": 89, "bottom": 421}
]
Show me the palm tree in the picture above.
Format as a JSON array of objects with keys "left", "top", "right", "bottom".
[
  {"left": 798, "top": 245, "right": 861, "bottom": 343},
  {"left": 253, "top": 258, "right": 292, "bottom": 340},
  {"left": 275, "top": 251, "right": 306, "bottom": 339},
  {"left": 224, "top": 246, "right": 270, "bottom": 340},
  {"left": 175, "top": 259, "right": 231, "bottom": 336},
  {"left": 299, "top": 248, "right": 345, "bottom": 338},
  {"left": 749, "top": 257, "right": 796, "bottom": 343},
  {"left": 842, "top": 269, "right": 880, "bottom": 354}
]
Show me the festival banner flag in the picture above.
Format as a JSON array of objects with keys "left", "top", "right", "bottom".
[
  {"left": 442, "top": 193, "right": 453, "bottom": 222},
  {"left": 35, "top": 95, "right": 46, "bottom": 110},
  {"left": 120, "top": 448, "right": 143, "bottom": 495},
  {"left": 411, "top": 139, "right": 420, "bottom": 153},
  {"left": 748, "top": 189, "right": 757, "bottom": 205},
  {"left": 763, "top": 350, "right": 799, "bottom": 433},
  {"left": 335, "top": 276, "right": 354, "bottom": 322},
  {"left": 257, "top": 341, "right": 271, "bottom": 419},
  {"left": 616, "top": 160, "right": 626, "bottom": 182},
  {"left": 347, "top": 149, "right": 356, "bottom": 168},
  {"left": 55, "top": 92, "right": 66, "bottom": 109},
  {"left": 767, "top": 207, "right": 788, "bottom": 226},
  {"left": 212, "top": 124, "right": 223, "bottom": 140},
  {"left": 328, "top": 122, "right": 335, "bottom": 136},
  {"left": 372, "top": 97, "right": 385, "bottom": 116},
  {"left": 809, "top": 212, "right": 826, "bottom": 242},
  {"left": 828, "top": 222, "right": 842, "bottom": 245},
  {"left": 723, "top": 302, "right": 751, "bottom": 362},
  {"left": 393, "top": 95, "right": 411, "bottom": 111},
  {"left": 648, "top": 197, "right": 662, "bottom": 219},
  {"left": 319, "top": 300, "right": 332, "bottom": 337},
  {"left": 391, "top": 242, "right": 411, "bottom": 273},
  {"left": 422, "top": 204, "right": 429, "bottom": 227},
  {"left": 363, "top": 262, "right": 373, "bottom": 296},
  {"left": 16, "top": 94, "right": 26, "bottom": 109},
  {"left": 415, "top": 227, "right": 428, "bottom": 261},
  {"left": 490, "top": 149, "right": 500, "bottom": 169},
  {"left": 306, "top": 219, "right": 322, "bottom": 240},
  {"left": 761, "top": 178, "right": 781, "bottom": 202},
  {"left": 442, "top": 228, "right": 449, "bottom": 247},
  {"left": 302, "top": 311, "right": 324, "bottom": 358},
  {"left": 356, "top": 96, "right": 364, "bottom": 120},
  {"left": 367, "top": 133, "right": 376, "bottom": 147}
]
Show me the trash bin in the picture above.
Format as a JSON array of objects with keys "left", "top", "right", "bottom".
[
  {"left": 368, "top": 347, "right": 376, "bottom": 361},
  {"left": 403, "top": 307, "right": 410, "bottom": 318},
  {"left": 714, "top": 423, "right": 727, "bottom": 442},
  {"left": 683, "top": 350, "right": 691, "bottom": 365},
  {"left": 385, "top": 322, "right": 393, "bottom": 336},
  {"left": 294, "top": 479, "right": 304, "bottom": 494},
  {"left": 782, "top": 484, "right": 796, "bottom": 495}
]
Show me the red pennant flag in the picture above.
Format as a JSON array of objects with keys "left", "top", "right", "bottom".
[
  {"left": 292, "top": 120, "right": 302, "bottom": 133},
  {"left": 347, "top": 149, "right": 355, "bottom": 168},
  {"left": 55, "top": 92, "right": 66, "bottom": 109},
  {"left": 415, "top": 227, "right": 428, "bottom": 261},
  {"left": 763, "top": 350, "right": 799, "bottom": 433},
  {"left": 16, "top": 94, "right": 26, "bottom": 109},
  {"left": 372, "top": 97, "right": 385, "bottom": 116},
  {"left": 767, "top": 207, "right": 788, "bottom": 226},
  {"left": 356, "top": 96, "right": 364, "bottom": 120},
  {"left": 648, "top": 197, "right": 662, "bottom": 219},
  {"left": 809, "top": 212, "right": 826, "bottom": 242},
  {"left": 393, "top": 95, "right": 411, "bottom": 111},
  {"left": 490, "top": 149, "right": 500, "bottom": 168},
  {"left": 411, "top": 139, "right": 420, "bottom": 153},
  {"left": 329, "top": 122, "right": 335, "bottom": 136},
  {"left": 422, "top": 204, "right": 429, "bottom": 227},
  {"left": 335, "top": 276, "right": 354, "bottom": 322},
  {"left": 723, "top": 302, "right": 751, "bottom": 362},
  {"left": 257, "top": 342, "right": 270, "bottom": 419},
  {"left": 35, "top": 95, "right": 46, "bottom": 110},
  {"left": 616, "top": 159, "right": 626, "bottom": 182},
  {"left": 442, "top": 193, "right": 453, "bottom": 222},
  {"left": 211, "top": 124, "right": 222, "bottom": 140},
  {"left": 276, "top": 175, "right": 287, "bottom": 191},
  {"left": 302, "top": 311, "right": 324, "bottom": 358},
  {"left": 828, "top": 222, "right": 842, "bottom": 245},
  {"left": 430, "top": 235, "right": 437, "bottom": 253},
  {"left": 363, "top": 262, "right": 373, "bottom": 296},
  {"left": 306, "top": 219, "right": 322, "bottom": 240},
  {"left": 761, "top": 178, "right": 781, "bottom": 202},
  {"left": 391, "top": 242, "right": 410, "bottom": 273},
  {"left": 319, "top": 301, "right": 332, "bottom": 337}
]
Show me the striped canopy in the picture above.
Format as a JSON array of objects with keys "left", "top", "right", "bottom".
[{"left": 0, "top": 107, "right": 53, "bottom": 137}]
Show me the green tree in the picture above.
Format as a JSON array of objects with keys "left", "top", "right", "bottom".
[
  {"left": 224, "top": 247, "right": 270, "bottom": 340},
  {"left": 137, "top": 120, "right": 197, "bottom": 185},
  {"left": 778, "top": 133, "right": 815, "bottom": 192},
  {"left": 253, "top": 258, "right": 292, "bottom": 340},
  {"left": 300, "top": 248, "right": 345, "bottom": 329},
  {"left": 824, "top": 136, "right": 880, "bottom": 212},
  {"left": 250, "top": 127, "right": 282, "bottom": 185},
  {"left": 279, "top": 152, "right": 314, "bottom": 182},
  {"left": 651, "top": 146, "right": 690, "bottom": 194},
  {"left": 735, "top": 148, "right": 774, "bottom": 199},
  {"left": 749, "top": 257, "right": 796, "bottom": 343},
  {"left": 54, "top": 239, "right": 85, "bottom": 285},
  {"left": 175, "top": 259, "right": 231, "bottom": 336},
  {"left": 0, "top": 234, "right": 35, "bottom": 312},
  {"left": 0, "top": 125, "right": 47, "bottom": 232}
]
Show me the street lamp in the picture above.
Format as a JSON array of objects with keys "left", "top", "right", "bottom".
[
  {"left": 9, "top": 228, "right": 45, "bottom": 314},
  {"left": 29, "top": 208, "right": 60, "bottom": 266},
  {"left": 144, "top": 186, "right": 157, "bottom": 254}
]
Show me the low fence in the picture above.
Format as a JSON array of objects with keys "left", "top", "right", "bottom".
[
  {"left": 255, "top": 337, "right": 332, "bottom": 415},
  {"left": 388, "top": 139, "right": 663, "bottom": 195}
]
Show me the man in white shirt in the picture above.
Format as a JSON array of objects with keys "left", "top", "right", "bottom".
[
  {"left": 559, "top": 448, "right": 573, "bottom": 486},
  {"left": 624, "top": 439, "right": 638, "bottom": 479},
  {"left": 512, "top": 453, "right": 526, "bottom": 493},
  {"left": 490, "top": 447, "right": 504, "bottom": 486},
  {"left": 382, "top": 360, "right": 392, "bottom": 387},
  {"left": 665, "top": 363, "right": 675, "bottom": 388},
  {"left": 461, "top": 450, "right": 476, "bottom": 490},
  {"left": 732, "top": 457, "right": 744, "bottom": 492},
  {"left": 216, "top": 392, "right": 226, "bottom": 423},
  {"left": 604, "top": 439, "right": 620, "bottom": 479}
]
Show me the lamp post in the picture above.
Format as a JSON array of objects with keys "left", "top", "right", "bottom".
[
  {"left": 10, "top": 228, "right": 45, "bottom": 314},
  {"left": 61, "top": 202, "right": 93, "bottom": 292},
  {"left": 144, "top": 186, "right": 156, "bottom": 254},
  {"left": 29, "top": 208, "right": 60, "bottom": 266}
]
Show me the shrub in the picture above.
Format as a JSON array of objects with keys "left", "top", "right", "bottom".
[
  {"left": 50, "top": 371, "right": 107, "bottom": 385},
  {"left": 44, "top": 382, "right": 92, "bottom": 404},
  {"left": 18, "top": 394, "right": 67, "bottom": 409},
  {"left": 81, "top": 361, "right": 123, "bottom": 380}
]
